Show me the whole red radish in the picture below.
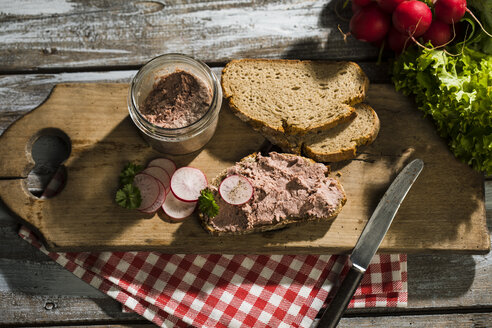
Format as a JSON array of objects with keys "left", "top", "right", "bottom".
[
  {"left": 422, "top": 20, "right": 452, "bottom": 47},
  {"left": 392, "top": 0, "right": 433, "bottom": 37},
  {"left": 377, "top": 0, "right": 405, "bottom": 13},
  {"left": 434, "top": 0, "right": 466, "bottom": 24},
  {"left": 387, "top": 26, "right": 412, "bottom": 53},
  {"left": 350, "top": 4, "right": 391, "bottom": 43}
]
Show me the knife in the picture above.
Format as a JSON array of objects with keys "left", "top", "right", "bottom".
[{"left": 317, "top": 158, "right": 424, "bottom": 328}]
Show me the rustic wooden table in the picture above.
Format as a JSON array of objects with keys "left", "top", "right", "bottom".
[{"left": 0, "top": 1, "right": 491, "bottom": 327}]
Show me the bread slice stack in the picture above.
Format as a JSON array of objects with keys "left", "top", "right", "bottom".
[{"left": 221, "top": 59, "right": 380, "bottom": 162}]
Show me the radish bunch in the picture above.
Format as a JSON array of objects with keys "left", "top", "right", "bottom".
[{"left": 350, "top": 0, "right": 475, "bottom": 53}]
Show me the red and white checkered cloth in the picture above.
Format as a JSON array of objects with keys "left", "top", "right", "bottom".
[{"left": 18, "top": 168, "right": 407, "bottom": 327}]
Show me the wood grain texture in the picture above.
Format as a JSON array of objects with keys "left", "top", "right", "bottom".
[
  {"left": 337, "top": 313, "right": 492, "bottom": 327},
  {"left": 0, "top": 0, "right": 380, "bottom": 71},
  {"left": 0, "top": 292, "right": 142, "bottom": 325},
  {"left": 4, "top": 312, "right": 492, "bottom": 327},
  {"left": 0, "top": 82, "right": 488, "bottom": 253}
]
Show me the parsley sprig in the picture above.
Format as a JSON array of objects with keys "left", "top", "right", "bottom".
[
  {"left": 119, "top": 163, "right": 143, "bottom": 185},
  {"left": 198, "top": 189, "right": 219, "bottom": 218},
  {"left": 115, "top": 162, "right": 143, "bottom": 209},
  {"left": 116, "top": 184, "right": 142, "bottom": 209}
]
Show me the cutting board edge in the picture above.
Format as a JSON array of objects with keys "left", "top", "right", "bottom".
[
  {"left": 37, "top": 236, "right": 491, "bottom": 255},
  {"left": 0, "top": 184, "right": 58, "bottom": 251}
]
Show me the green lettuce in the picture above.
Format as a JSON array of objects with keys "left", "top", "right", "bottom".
[{"left": 392, "top": 46, "right": 492, "bottom": 174}]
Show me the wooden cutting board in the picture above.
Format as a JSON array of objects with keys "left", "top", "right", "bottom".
[{"left": 0, "top": 83, "right": 489, "bottom": 254}]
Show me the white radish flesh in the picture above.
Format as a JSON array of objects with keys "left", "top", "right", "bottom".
[
  {"left": 143, "top": 166, "right": 171, "bottom": 194},
  {"left": 133, "top": 173, "right": 161, "bottom": 211},
  {"left": 162, "top": 191, "right": 197, "bottom": 220},
  {"left": 140, "top": 180, "right": 166, "bottom": 214},
  {"left": 219, "top": 175, "right": 254, "bottom": 205},
  {"left": 148, "top": 158, "right": 177, "bottom": 177},
  {"left": 170, "top": 167, "right": 208, "bottom": 202}
]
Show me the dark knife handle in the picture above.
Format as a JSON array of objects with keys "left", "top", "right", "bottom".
[{"left": 317, "top": 265, "right": 365, "bottom": 328}]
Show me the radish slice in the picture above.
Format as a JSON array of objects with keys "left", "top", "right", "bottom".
[
  {"left": 219, "top": 175, "right": 254, "bottom": 205},
  {"left": 140, "top": 180, "right": 166, "bottom": 214},
  {"left": 162, "top": 191, "right": 197, "bottom": 220},
  {"left": 170, "top": 167, "right": 208, "bottom": 202},
  {"left": 148, "top": 158, "right": 177, "bottom": 177},
  {"left": 143, "top": 166, "right": 171, "bottom": 194},
  {"left": 133, "top": 173, "right": 161, "bottom": 211}
]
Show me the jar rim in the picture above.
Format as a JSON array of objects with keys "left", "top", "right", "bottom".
[{"left": 129, "top": 53, "right": 220, "bottom": 134}]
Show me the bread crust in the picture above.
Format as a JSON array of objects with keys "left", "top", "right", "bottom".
[
  {"left": 199, "top": 153, "right": 347, "bottom": 236},
  {"left": 303, "top": 104, "right": 381, "bottom": 162}
]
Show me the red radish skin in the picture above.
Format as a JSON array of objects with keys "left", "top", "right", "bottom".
[
  {"left": 434, "top": 0, "right": 466, "bottom": 24},
  {"left": 377, "top": 0, "right": 405, "bottom": 13},
  {"left": 435, "top": 0, "right": 492, "bottom": 38},
  {"left": 143, "top": 166, "right": 171, "bottom": 194},
  {"left": 133, "top": 173, "right": 161, "bottom": 211},
  {"left": 140, "top": 180, "right": 166, "bottom": 214},
  {"left": 147, "top": 158, "right": 177, "bottom": 178},
  {"left": 353, "top": 0, "right": 372, "bottom": 6},
  {"left": 350, "top": 4, "right": 391, "bottom": 43},
  {"left": 422, "top": 20, "right": 452, "bottom": 47},
  {"left": 219, "top": 175, "right": 254, "bottom": 206},
  {"left": 162, "top": 191, "right": 197, "bottom": 220},
  {"left": 352, "top": 1, "right": 362, "bottom": 13},
  {"left": 387, "top": 26, "right": 412, "bottom": 52},
  {"left": 170, "top": 167, "right": 208, "bottom": 202},
  {"left": 392, "top": 1, "right": 432, "bottom": 37}
]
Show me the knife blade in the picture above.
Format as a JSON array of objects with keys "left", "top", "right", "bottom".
[{"left": 317, "top": 158, "right": 424, "bottom": 328}]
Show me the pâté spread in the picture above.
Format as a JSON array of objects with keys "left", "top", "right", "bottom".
[
  {"left": 139, "top": 70, "right": 212, "bottom": 128},
  {"left": 206, "top": 152, "right": 346, "bottom": 234}
]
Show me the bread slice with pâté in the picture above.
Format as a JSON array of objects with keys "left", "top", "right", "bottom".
[{"left": 199, "top": 152, "right": 347, "bottom": 236}]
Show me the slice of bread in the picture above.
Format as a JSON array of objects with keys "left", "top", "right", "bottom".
[
  {"left": 264, "top": 103, "right": 380, "bottom": 162},
  {"left": 199, "top": 152, "right": 347, "bottom": 236},
  {"left": 221, "top": 59, "right": 369, "bottom": 136},
  {"left": 303, "top": 103, "right": 380, "bottom": 162}
]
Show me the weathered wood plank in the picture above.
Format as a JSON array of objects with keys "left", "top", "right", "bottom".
[
  {"left": 31, "top": 325, "right": 151, "bottom": 328},
  {"left": 0, "top": 259, "right": 104, "bottom": 296},
  {"left": 0, "top": 71, "right": 136, "bottom": 133},
  {"left": 338, "top": 312, "right": 492, "bottom": 327},
  {"left": 13, "top": 312, "right": 492, "bottom": 327},
  {"left": 0, "top": 0, "right": 382, "bottom": 71},
  {"left": 0, "top": 292, "right": 142, "bottom": 324}
]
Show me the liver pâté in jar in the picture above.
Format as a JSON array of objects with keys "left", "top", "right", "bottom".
[{"left": 128, "top": 53, "right": 222, "bottom": 155}]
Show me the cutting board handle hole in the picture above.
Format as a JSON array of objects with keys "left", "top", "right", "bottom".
[{"left": 27, "top": 129, "right": 71, "bottom": 198}]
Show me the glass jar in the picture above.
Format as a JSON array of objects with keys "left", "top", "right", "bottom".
[{"left": 128, "top": 53, "right": 222, "bottom": 154}]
